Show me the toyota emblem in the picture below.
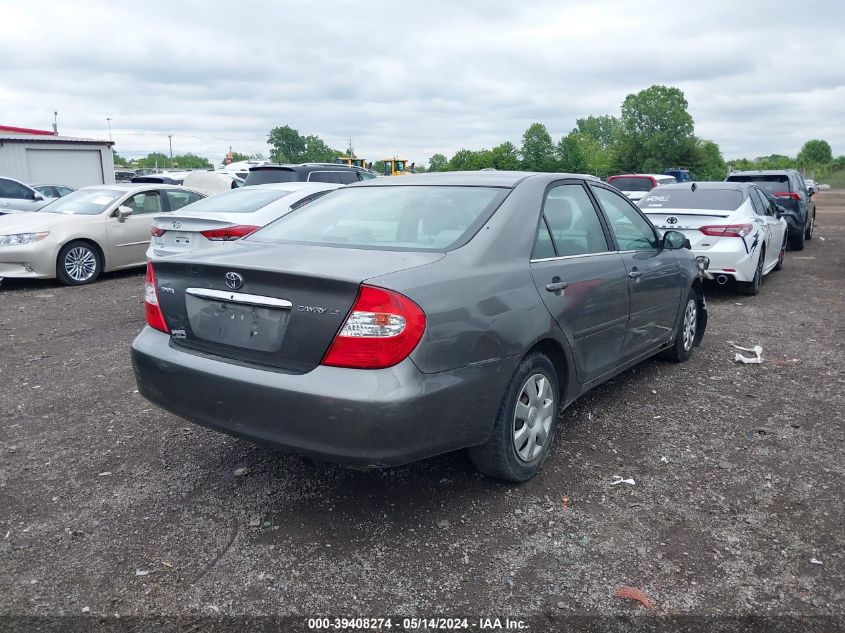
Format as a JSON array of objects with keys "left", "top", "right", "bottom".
[
  {"left": 666, "top": 216, "right": 678, "bottom": 225},
  {"left": 225, "top": 272, "right": 244, "bottom": 290}
]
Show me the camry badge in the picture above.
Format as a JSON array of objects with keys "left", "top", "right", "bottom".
[
  {"left": 666, "top": 216, "right": 678, "bottom": 225},
  {"left": 225, "top": 272, "right": 244, "bottom": 290}
]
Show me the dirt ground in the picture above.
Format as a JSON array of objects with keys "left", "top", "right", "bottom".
[{"left": 1, "top": 192, "right": 843, "bottom": 632}]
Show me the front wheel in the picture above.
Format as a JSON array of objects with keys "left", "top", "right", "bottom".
[
  {"left": 661, "top": 290, "right": 699, "bottom": 363},
  {"left": 468, "top": 352, "right": 559, "bottom": 482},
  {"left": 737, "top": 249, "right": 764, "bottom": 296},
  {"left": 57, "top": 241, "right": 102, "bottom": 285},
  {"left": 774, "top": 234, "right": 787, "bottom": 271}
]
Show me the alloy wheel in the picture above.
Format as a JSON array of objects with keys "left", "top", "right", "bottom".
[
  {"left": 682, "top": 298, "right": 697, "bottom": 352},
  {"left": 64, "top": 247, "right": 97, "bottom": 282},
  {"left": 512, "top": 373, "right": 555, "bottom": 462}
]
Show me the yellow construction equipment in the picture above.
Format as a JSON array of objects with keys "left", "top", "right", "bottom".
[
  {"left": 335, "top": 156, "right": 367, "bottom": 168},
  {"left": 381, "top": 158, "right": 414, "bottom": 176}
]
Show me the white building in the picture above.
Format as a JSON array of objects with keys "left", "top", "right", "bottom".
[{"left": 0, "top": 126, "right": 115, "bottom": 187}]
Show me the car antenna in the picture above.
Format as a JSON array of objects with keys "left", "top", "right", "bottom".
[{"left": 691, "top": 182, "right": 697, "bottom": 192}]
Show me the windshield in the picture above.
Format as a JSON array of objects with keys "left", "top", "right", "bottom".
[
  {"left": 175, "top": 188, "right": 292, "bottom": 214},
  {"left": 609, "top": 177, "right": 654, "bottom": 192},
  {"left": 39, "top": 189, "right": 123, "bottom": 215},
  {"left": 244, "top": 168, "right": 297, "bottom": 186},
  {"left": 639, "top": 188, "right": 743, "bottom": 211},
  {"left": 726, "top": 174, "right": 790, "bottom": 195},
  {"left": 248, "top": 185, "right": 509, "bottom": 252}
]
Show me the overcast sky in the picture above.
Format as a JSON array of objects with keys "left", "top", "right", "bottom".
[{"left": 2, "top": 0, "right": 842, "bottom": 166}]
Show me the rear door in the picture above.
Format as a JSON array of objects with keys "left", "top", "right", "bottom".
[
  {"left": 748, "top": 188, "right": 773, "bottom": 265},
  {"left": 752, "top": 187, "right": 785, "bottom": 267},
  {"left": 529, "top": 180, "right": 629, "bottom": 383},
  {"left": 591, "top": 184, "right": 682, "bottom": 360}
]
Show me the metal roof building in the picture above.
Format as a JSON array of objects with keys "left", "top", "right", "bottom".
[{"left": 0, "top": 126, "right": 115, "bottom": 187}]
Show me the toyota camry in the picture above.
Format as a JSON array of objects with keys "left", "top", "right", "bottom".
[{"left": 132, "top": 172, "right": 707, "bottom": 481}]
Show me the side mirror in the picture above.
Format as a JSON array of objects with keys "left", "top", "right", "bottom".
[
  {"left": 116, "top": 205, "right": 133, "bottom": 222},
  {"left": 662, "top": 230, "right": 689, "bottom": 250},
  {"left": 808, "top": 187, "right": 815, "bottom": 196},
  {"left": 32, "top": 191, "right": 44, "bottom": 201}
]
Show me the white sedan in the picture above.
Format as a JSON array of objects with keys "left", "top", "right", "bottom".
[
  {"left": 638, "top": 182, "right": 788, "bottom": 295},
  {"left": 147, "top": 182, "right": 341, "bottom": 259}
]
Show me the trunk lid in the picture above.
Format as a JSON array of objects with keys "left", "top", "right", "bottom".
[
  {"left": 643, "top": 208, "right": 733, "bottom": 250},
  {"left": 152, "top": 242, "right": 443, "bottom": 372},
  {"left": 151, "top": 215, "right": 242, "bottom": 254}
]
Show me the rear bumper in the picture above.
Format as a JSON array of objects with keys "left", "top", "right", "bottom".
[
  {"left": 131, "top": 327, "right": 516, "bottom": 466},
  {"left": 693, "top": 242, "right": 759, "bottom": 282}
]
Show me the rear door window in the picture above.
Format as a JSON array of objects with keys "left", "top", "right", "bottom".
[
  {"left": 337, "top": 171, "right": 359, "bottom": 184},
  {"left": 307, "top": 172, "right": 337, "bottom": 183},
  {"left": 532, "top": 218, "right": 556, "bottom": 260},
  {"left": 165, "top": 190, "right": 204, "bottom": 211},
  {"left": 541, "top": 183, "right": 609, "bottom": 256},
  {"left": 0, "top": 178, "right": 32, "bottom": 199}
]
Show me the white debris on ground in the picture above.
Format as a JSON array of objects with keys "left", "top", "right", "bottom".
[
  {"left": 731, "top": 343, "right": 763, "bottom": 364},
  {"left": 611, "top": 477, "right": 636, "bottom": 486}
]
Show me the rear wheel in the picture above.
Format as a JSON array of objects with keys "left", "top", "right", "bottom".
[
  {"left": 805, "top": 212, "right": 814, "bottom": 241},
  {"left": 56, "top": 241, "right": 102, "bottom": 285},
  {"left": 737, "top": 249, "right": 764, "bottom": 296},
  {"left": 789, "top": 228, "right": 805, "bottom": 251},
  {"left": 774, "top": 234, "right": 787, "bottom": 271},
  {"left": 468, "top": 352, "right": 559, "bottom": 482}
]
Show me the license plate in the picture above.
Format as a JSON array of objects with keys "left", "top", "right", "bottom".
[
  {"left": 173, "top": 232, "right": 192, "bottom": 247},
  {"left": 185, "top": 294, "right": 289, "bottom": 352}
]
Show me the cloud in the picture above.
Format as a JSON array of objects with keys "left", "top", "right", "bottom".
[{"left": 0, "top": 0, "right": 841, "bottom": 164}]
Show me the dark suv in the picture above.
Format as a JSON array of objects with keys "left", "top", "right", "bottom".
[
  {"left": 244, "top": 163, "right": 376, "bottom": 187},
  {"left": 726, "top": 169, "right": 815, "bottom": 250}
]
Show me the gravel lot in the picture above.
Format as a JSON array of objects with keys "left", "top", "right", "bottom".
[{"left": 1, "top": 192, "right": 843, "bottom": 631}]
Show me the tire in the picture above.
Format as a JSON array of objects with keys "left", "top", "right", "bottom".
[
  {"left": 468, "top": 352, "right": 559, "bottom": 482},
  {"left": 774, "top": 234, "right": 787, "bottom": 271},
  {"left": 661, "top": 288, "right": 699, "bottom": 363},
  {"left": 56, "top": 241, "right": 102, "bottom": 286},
  {"left": 789, "top": 229, "right": 805, "bottom": 251},
  {"left": 737, "top": 248, "right": 764, "bottom": 296},
  {"left": 805, "top": 212, "right": 814, "bottom": 241}
]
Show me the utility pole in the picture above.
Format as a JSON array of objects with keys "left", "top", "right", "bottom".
[
  {"left": 168, "top": 134, "right": 173, "bottom": 169},
  {"left": 347, "top": 137, "right": 354, "bottom": 156},
  {"left": 53, "top": 111, "right": 58, "bottom": 134},
  {"left": 106, "top": 117, "right": 112, "bottom": 141}
]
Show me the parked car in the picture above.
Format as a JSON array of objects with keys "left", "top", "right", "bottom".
[
  {"left": 607, "top": 174, "right": 677, "bottom": 202},
  {"left": 638, "top": 182, "right": 787, "bottom": 295},
  {"left": 0, "top": 184, "right": 205, "bottom": 285},
  {"left": 804, "top": 178, "right": 816, "bottom": 195},
  {"left": 664, "top": 168, "right": 692, "bottom": 182},
  {"left": 147, "top": 182, "right": 340, "bottom": 259},
  {"left": 131, "top": 172, "right": 191, "bottom": 185},
  {"left": 30, "top": 184, "right": 75, "bottom": 200},
  {"left": 114, "top": 170, "right": 136, "bottom": 182},
  {"left": 0, "top": 177, "right": 53, "bottom": 214},
  {"left": 725, "top": 169, "right": 815, "bottom": 250},
  {"left": 132, "top": 172, "right": 707, "bottom": 481},
  {"left": 244, "top": 163, "right": 377, "bottom": 186},
  {"left": 181, "top": 171, "right": 244, "bottom": 195}
]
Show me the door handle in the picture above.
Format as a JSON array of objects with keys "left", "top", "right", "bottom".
[
  {"left": 628, "top": 271, "right": 642, "bottom": 279},
  {"left": 545, "top": 279, "right": 568, "bottom": 293}
]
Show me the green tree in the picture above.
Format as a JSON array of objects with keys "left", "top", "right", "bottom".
[
  {"left": 685, "top": 138, "right": 727, "bottom": 180},
  {"left": 448, "top": 148, "right": 492, "bottom": 171},
  {"left": 520, "top": 123, "right": 557, "bottom": 171},
  {"left": 112, "top": 151, "right": 130, "bottom": 167},
  {"left": 797, "top": 139, "right": 833, "bottom": 165},
  {"left": 267, "top": 125, "right": 307, "bottom": 163},
  {"left": 556, "top": 133, "right": 588, "bottom": 173},
  {"left": 428, "top": 153, "right": 448, "bottom": 171},
  {"left": 302, "top": 135, "right": 342, "bottom": 163},
  {"left": 488, "top": 142, "right": 520, "bottom": 170},
  {"left": 574, "top": 114, "right": 620, "bottom": 151},
  {"left": 613, "top": 85, "right": 696, "bottom": 173}
]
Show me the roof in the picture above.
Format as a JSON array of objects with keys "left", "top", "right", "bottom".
[
  {"left": 80, "top": 183, "right": 192, "bottom": 191},
  {"left": 727, "top": 169, "right": 798, "bottom": 176},
  {"left": 0, "top": 125, "right": 56, "bottom": 135},
  {"left": 347, "top": 170, "right": 561, "bottom": 187},
  {"left": 0, "top": 133, "right": 114, "bottom": 146},
  {"left": 654, "top": 181, "right": 752, "bottom": 192},
  {"left": 609, "top": 173, "right": 675, "bottom": 179}
]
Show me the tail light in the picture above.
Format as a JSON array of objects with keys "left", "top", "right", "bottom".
[
  {"left": 200, "top": 225, "right": 260, "bottom": 241},
  {"left": 321, "top": 285, "right": 426, "bottom": 369},
  {"left": 774, "top": 192, "right": 800, "bottom": 201},
  {"left": 144, "top": 262, "right": 169, "bottom": 333},
  {"left": 150, "top": 226, "right": 166, "bottom": 237},
  {"left": 699, "top": 224, "right": 754, "bottom": 238}
]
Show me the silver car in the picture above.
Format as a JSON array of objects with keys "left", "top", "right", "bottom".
[
  {"left": 0, "top": 177, "right": 52, "bottom": 214},
  {"left": 0, "top": 184, "right": 204, "bottom": 285},
  {"left": 132, "top": 172, "right": 707, "bottom": 481},
  {"left": 147, "top": 182, "right": 340, "bottom": 259}
]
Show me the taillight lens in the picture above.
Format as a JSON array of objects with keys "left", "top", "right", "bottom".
[
  {"left": 321, "top": 285, "right": 426, "bottom": 369},
  {"left": 144, "top": 262, "right": 169, "bottom": 333},
  {"left": 200, "top": 225, "right": 260, "bottom": 241},
  {"left": 150, "top": 226, "right": 166, "bottom": 237},
  {"left": 699, "top": 224, "right": 754, "bottom": 238},
  {"left": 774, "top": 191, "right": 800, "bottom": 201}
]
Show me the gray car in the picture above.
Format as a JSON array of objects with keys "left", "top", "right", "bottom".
[{"left": 132, "top": 172, "right": 707, "bottom": 481}]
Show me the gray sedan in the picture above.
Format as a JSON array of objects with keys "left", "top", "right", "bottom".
[{"left": 132, "top": 171, "right": 707, "bottom": 481}]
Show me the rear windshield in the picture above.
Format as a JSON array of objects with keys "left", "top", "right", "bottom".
[
  {"left": 39, "top": 189, "right": 123, "bottom": 215},
  {"left": 248, "top": 186, "right": 509, "bottom": 252},
  {"left": 726, "top": 175, "right": 790, "bottom": 195},
  {"left": 176, "top": 188, "right": 292, "bottom": 213},
  {"left": 639, "top": 188, "right": 743, "bottom": 211},
  {"left": 608, "top": 177, "right": 654, "bottom": 192},
  {"left": 244, "top": 168, "right": 297, "bottom": 186}
]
